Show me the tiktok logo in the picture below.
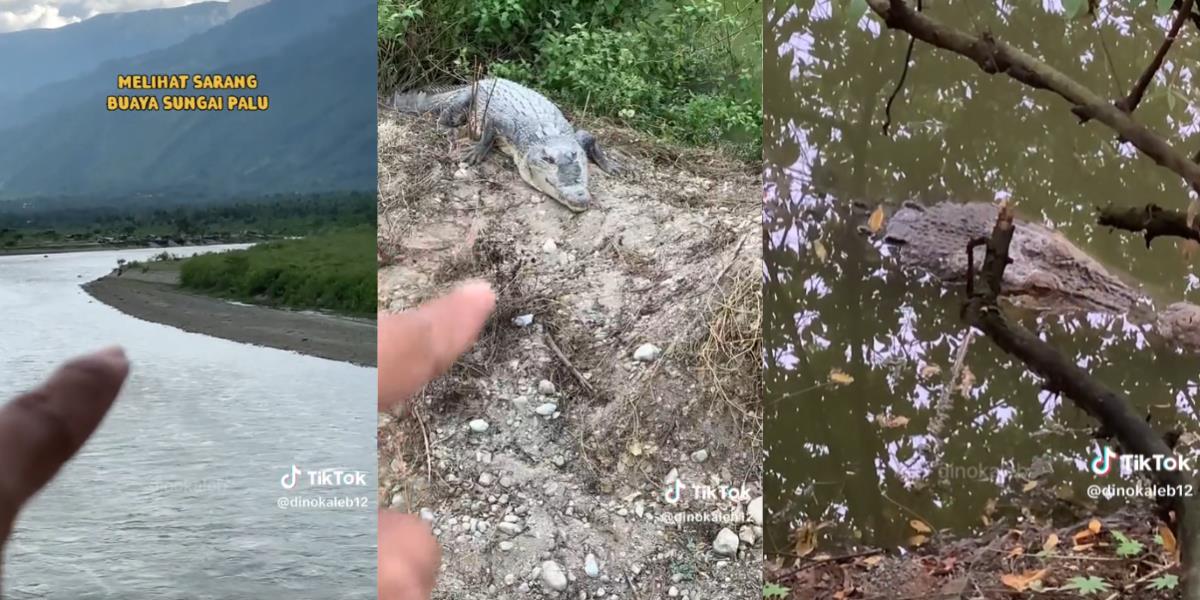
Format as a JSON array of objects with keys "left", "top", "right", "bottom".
[
  {"left": 280, "top": 464, "right": 302, "bottom": 489},
  {"left": 663, "top": 479, "right": 683, "bottom": 504},
  {"left": 1091, "top": 446, "right": 1116, "bottom": 476}
]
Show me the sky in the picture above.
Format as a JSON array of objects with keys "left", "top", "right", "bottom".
[{"left": 0, "top": 1, "right": 220, "bottom": 32}]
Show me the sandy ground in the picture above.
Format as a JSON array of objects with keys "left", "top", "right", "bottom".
[
  {"left": 377, "top": 107, "right": 764, "bottom": 598},
  {"left": 83, "top": 263, "right": 376, "bottom": 366}
]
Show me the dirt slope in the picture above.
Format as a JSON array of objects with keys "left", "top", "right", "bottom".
[{"left": 377, "top": 106, "right": 763, "bottom": 599}]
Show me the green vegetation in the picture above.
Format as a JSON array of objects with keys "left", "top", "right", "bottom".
[
  {"left": 0, "top": 192, "right": 373, "bottom": 252},
  {"left": 179, "top": 227, "right": 375, "bottom": 317},
  {"left": 378, "top": 0, "right": 762, "bottom": 159}
]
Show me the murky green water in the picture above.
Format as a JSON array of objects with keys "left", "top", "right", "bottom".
[{"left": 764, "top": 1, "right": 1200, "bottom": 555}]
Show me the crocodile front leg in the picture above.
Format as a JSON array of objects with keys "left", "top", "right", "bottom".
[
  {"left": 576, "top": 129, "right": 622, "bottom": 175},
  {"left": 463, "top": 120, "right": 496, "bottom": 165}
]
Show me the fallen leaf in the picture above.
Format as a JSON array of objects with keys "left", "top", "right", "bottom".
[
  {"left": 1000, "top": 569, "right": 1048, "bottom": 592},
  {"left": 828, "top": 369, "right": 854, "bottom": 385},
  {"left": 1022, "top": 480, "right": 1039, "bottom": 492},
  {"left": 1160, "top": 523, "right": 1178, "bottom": 555},
  {"left": 1043, "top": 533, "right": 1059, "bottom": 553},
  {"left": 1088, "top": 519, "right": 1103, "bottom": 535},
  {"left": 1072, "top": 543, "right": 1095, "bottom": 552},
  {"left": 862, "top": 555, "right": 884, "bottom": 567},
  {"left": 910, "top": 519, "right": 933, "bottom": 534},
  {"left": 957, "top": 366, "right": 976, "bottom": 398},
  {"left": 919, "top": 363, "right": 942, "bottom": 380},
  {"left": 909, "top": 534, "right": 928, "bottom": 547},
  {"left": 813, "top": 239, "right": 828, "bottom": 262},
  {"left": 1008, "top": 546, "right": 1025, "bottom": 558},
  {"left": 792, "top": 523, "right": 817, "bottom": 558},
  {"left": 867, "top": 205, "right": 885, "bottom": 233},
  {"left": 1189, "top": 196, "right": 1200, "bottom": 230},
  {"left": 628, "top": 441, "right": 643, "bottom": 456},
  {"left": 877, "top": 414, "right": 910, "bottom": 429}
]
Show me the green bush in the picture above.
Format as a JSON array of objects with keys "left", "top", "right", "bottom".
[
  {"left": 379, "top": 0, "right": 761, "bottom": 160},
  {"left": 179, "top": 227, "right": 375, "bottom": 317}
]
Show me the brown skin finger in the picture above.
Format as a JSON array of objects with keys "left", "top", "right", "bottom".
[
  {"left": 0, "top": 347, "right": 130, "bottom": 543},
  {"left": 378, "top": 281, "right": 496, "bottom": 412},
  {"left": 378, "top": 510, "right": 441, "bottom": 600}
]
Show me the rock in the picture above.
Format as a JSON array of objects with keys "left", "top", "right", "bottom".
[
  {"left": 739, "top": 525, "right": 756, "bottom": 546},
  {"left": 663, "top": 468, "right": 679, "bottom": 485},
  {"left": 535, "top": 402, "right": 558, "bottom": 416},
  {"left": 633, "top": 343, "right": 662, "bottom": 362},
  {"left": 538, "top": 379, "right": 557, "bottom": 395},
  {"left": 748, "top": 496, "right": 763, "bottom": 526},
  {"left": 419, "top": 507, "right": 435, "bottom": 522},
  {"left": 668, "top": 586, "right": 679, "bottom": 597},
  {"left": 584, "top": 553, "right": 600, "bottom": 578},
  {"left": 478, "top": 472, "right": 495, "bottom": 487},
  {"left": 713, "top": 527, "right": 739, "bottom": 556},
  {"left": 690, "top": 449, "right": 709, "bottom": 463},
  {"left": 542, "top": 239, "right": 558, "bottom": 254},
  {"left": 499, "top": 541, "right": 515, "bottom": 551},
  {"left": 468, "top": 419, "right": 490, "bottom": 433},
  {"left": 540, "top": 560, "right": 568, "bottom": 591},
  {"left": 512, "top": 314, "right": 534, "bottom": 327},
  {"left": 497, "top": 522, "right": 523, "bottom": 536}
]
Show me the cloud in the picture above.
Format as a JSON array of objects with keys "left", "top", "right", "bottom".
[{"left": 0, "top": 0, "right": 219, "bottom": 32}]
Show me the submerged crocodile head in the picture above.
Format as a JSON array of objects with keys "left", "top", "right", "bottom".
[
  {"left": 515, "top": 136, "right": 591, "bottom": 212},
  {"left": 882, "top": 202, "right": 1145, "bottom": 313}
]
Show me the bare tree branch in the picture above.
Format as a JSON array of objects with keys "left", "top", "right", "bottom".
[
  {"left": 864, "top": 0, "right": 1200, "bottom": 197},
  {"left": 1118, "top": 0, "right": 1194, "bottom": 113},
  {"left": 1097, "top": 203, "right": 1200, "bottom": 246}
]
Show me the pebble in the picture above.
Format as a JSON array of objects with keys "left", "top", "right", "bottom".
[
  {"left": 419, "top": 507, "right": 435, "bottom": 522},
  {"left": 584, "top": 553, "right": 600, "bottom": 578},
  {"left": 535, "top": 402, "right": 558, "bottom": 416},
  {"left": 713, "top": 527, "right": 739, "bottom": 556},
  {"left": 748, "top": 496, "right": 763, "bottom": 527},
  {"left": 663, "top": 468, "right": 679, "bottom": 485},
  {"left": 512, "top": 314, "right": 534, "bottom": 327},
  {"left": 739, "top": 524, "right": 757, "bottom": 546},
  {"left": 468, "top": 419, "right": 490, "bottom": 433},
  {"left": 668, "top": 586, "right": 679, "bottom": 597},
  {"left": 497, "top": 522, "right": 523, "bottom": 536},
  {"left": 690, "top": 449, "right": 709, "bottom": 463},
  {"left": 499, "top": 541, "right": 515, "bottom": 551},
  {"left": 538, "top": 379, "right": 557, "bottom": 395},
  {"left": 540, "top": 560, "right": 568, "bottom": 591},
  {"left": 542, "top": 239, "right": 558, "bottom": 254},
  {"left": 633, "top": 343, "right": 662, "bottom": 362},
  {"left": 478, "top": 472, "right": 495, "bottom": 487}
]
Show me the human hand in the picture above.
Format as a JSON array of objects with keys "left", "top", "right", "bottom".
[
  {"left": 0, "top": 347, "right": 130, "bottom": 580},
  {"left": 377, "top": 281, "right": 496, "bottom": 600}
]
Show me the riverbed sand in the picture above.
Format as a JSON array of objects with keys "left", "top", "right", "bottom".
[{"left": 83, "top": 265, "right": 376, "bottom": 367}]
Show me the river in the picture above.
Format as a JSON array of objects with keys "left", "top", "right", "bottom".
[
  {"left": 764, "top": 2, "right": 1200, "bottom": 555},
  {"left": 0, "top": 246, "right": 376, "bottom": 598}
]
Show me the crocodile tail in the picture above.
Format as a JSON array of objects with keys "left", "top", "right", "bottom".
[{"left": 389, "top": 86, "right": 465, "bottom": 115}]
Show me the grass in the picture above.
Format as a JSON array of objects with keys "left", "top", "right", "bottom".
[{"left": 179, "top": 226, "right": 375, "bottom": 317}]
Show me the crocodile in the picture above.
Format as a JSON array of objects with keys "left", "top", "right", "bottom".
[
  {"left": 390, "top": 78, "right": 621, "bottom": 212},
  {"left": 880, "top": 201, "right": 1200, "bottom": 349},
  {"left": 881, "top": 202, "right": 1144, "bottom": 313}
]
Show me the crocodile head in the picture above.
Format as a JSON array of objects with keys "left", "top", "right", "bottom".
[{"left": 516, "top": 136, "right": 591, "bottom": 212}]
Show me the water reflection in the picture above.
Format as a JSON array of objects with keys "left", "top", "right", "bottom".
[
  {"left": 764, "top": 1, "right": 1200, "bottom": 553},
  {"left": 1, "top": 247, "right": 375, "bottom": 599}
]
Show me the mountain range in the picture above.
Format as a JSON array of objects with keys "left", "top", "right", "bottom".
[{"left": 0, "top": 0, "right": 375, "bottom": 200}]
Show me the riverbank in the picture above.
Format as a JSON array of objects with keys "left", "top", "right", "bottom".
[
  {"left": 767, "top": 505, "right": 1180, "bottom": 599},
  {"left": 378, "top": 108, "right": 762, "bottom": 597},
  {"left": 83, "top": 262, "right": 375, "bottom": 367}
]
